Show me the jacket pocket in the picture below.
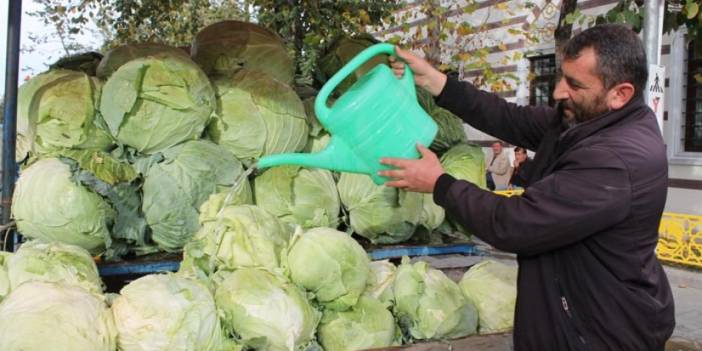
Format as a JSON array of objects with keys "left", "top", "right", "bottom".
[{"left": 555, "top": 277, "right": 590, "bottom": 350}]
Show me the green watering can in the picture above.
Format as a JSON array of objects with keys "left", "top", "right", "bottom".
[{"left": 257, "top": 43, "right": 438, "bottom": 185}]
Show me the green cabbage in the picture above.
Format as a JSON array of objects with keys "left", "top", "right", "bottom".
[
  {"left": 16, "top": 69, "right": 113, "bottom": 161},
  {"left": 459, "top": 260, "right": 517, "bottom": 334},
  {"left": 111, "top": 273, "right": 225, "bottom": 351},
  {"left": 12, "top": 158, "right": 114, "bottom": 254},
  {"left": 337, "top": 173, "right": 422, "bottom": 244},
  {"left": 416, "top": 89, "right": 467, "bottom": 154},
  {"left": 49, "top": 51, "right": 103, "bottom": 76},
  {"left": 302, "top": 96, "right": 325, "bottom": 137},
  {"left": 318, "top": 296, "right": 398, "bottom": 351},
  {"left": 254, "top": 166, "right": 340, "bottom": 229},
  {"left": 208, "top": 69, "right": 308, "bottom": 166},
  {"left": 180, "top": 203, "right": 291, "bottom": 278},
  {"left": 192, "top": 20, "right": 295, "bottom": 84},
  {"left": 392, "top": 257, "right": 478, "bottom": 341},
  {"left": 142, "top": 140, "right": 252, "bottom": 251},
  {"left": 7, "top": 240, "right": 103, "bottom": 294},
  {"left": 317, "top": 34, "right": 385, "bottom": 95},
  {"left": 0, "top": 281, "right": 117, "bottom": 351},
  {"left": 97, "top": 43, "right": 189, "bottom": 79},
  {"left": 100, "top": 53, "right": 215, "bottom": 154},
  {"left": 440, "top": 143, "right": 487, "bottom": 188},
  {"left": 286, "top": 227, "right": 370, "bottom": 311},
  {"left": 363, "top": 260, "right": 397, "bottom": 305},
  {"left": 0, "top": 251, "right": 10, "bottom": 301},
  {"left": 213, "top": 268, "right": 320, "bottom": 351}
]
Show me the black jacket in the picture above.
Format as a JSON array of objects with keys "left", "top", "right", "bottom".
[{"left": 432, "top": 77, "right": 675, "bottom": 351}]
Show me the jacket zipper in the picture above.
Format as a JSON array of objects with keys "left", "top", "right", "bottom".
[{"left": 556, "top": 278, "right": 588, "bottom": 346}]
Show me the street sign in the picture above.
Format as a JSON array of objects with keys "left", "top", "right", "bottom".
[{"left": 645, "top": 64, "right": 665, "bottom": 133}]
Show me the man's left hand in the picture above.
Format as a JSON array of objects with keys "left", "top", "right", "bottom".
[{"left": 379, "top": 144, "right": 445, "bottom": 193}]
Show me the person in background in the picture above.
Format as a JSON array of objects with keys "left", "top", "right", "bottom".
[
  {"left": 486, "top": 141, "right": 511, "bottom": 190},
  {"left": 509, "top": 147, "right": 532, "bottom": 189},
  {"left": 380, "top": 24, "right": 674, "bottom": 351}
]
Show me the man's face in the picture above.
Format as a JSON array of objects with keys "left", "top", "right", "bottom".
[
  {"left": 515, "top": 149, "right": 527, "bottom": 163},
  {"left": 492, "top": 143, "right": 502, "bottom": 155},
  {"left": 553, "top": 47, "right": 610, "bottom": 124}
]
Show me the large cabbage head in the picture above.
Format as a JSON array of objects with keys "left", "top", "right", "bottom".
[
  {"left": 416, "top": 89, "right": 467, "bottom": 153},
  {"left": 318, "top": 296, "right": 398, "bottom": 351},
  {"left": 12, "top": 158, "right": 114, "bottom": 254},
  {"left": 286, "top": 227, "right": 370, "bottom": 311},
  {"left": 459, "top": 260, "right": 517, "bottom": 334},
  {"left": 363, "top": 260, "right": 397, "bottom": 305},
  {"left": 337, "top": 173, "right": 422, "bottom": 244},
  {"left": 49, "top": 51, "right": 103, "bottom": 76},
  {"left": 440, "top": 143, "right": 487, "bottom": 189},
  {"left": 180, "top": 203, "right": 291, "bottom": 278},
  {"left": 192, "top": 20, "right": 294, "bottom": 84},
  {"left": 97, "top": 43, "right": 189, "bottom": 79},
  {"left": 213, "top": 268, "right": 320, "bottom": 351},
  {"left": 16, "top": 69, "right": 113, "bottom": 161},
  {"left": 0, "top": 251, "right": 10, "bottom": 301},
  {"left": 142, "top": 140, "right": 252, "bottom": 251},
  {"left": 7, "top": 240, "right": 103, "bottom": 294},
  {"left": 392, "top": 257, "right": 478, "bottom": 340},
  {"left": 208, "top": 69, "right": 308, "bottom": 166},
  {"left": 317, "top": 34, "right": 385, "bottom": 95},
  {"left": 254, "top": 166, "right": 340, "bottom": 229},
  {"left": 100, "top": 52, "right": 215, "bottom": 154},
  {"left": 0, "top": 281, "right": 117, "bottom": 351},
  {"left": 111, "top": 273, "right": 225, "bottom": 351}
]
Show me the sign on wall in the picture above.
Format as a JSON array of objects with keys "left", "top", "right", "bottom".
[{"left": 646, "top": 64, "right": 665, "bottom": 133}]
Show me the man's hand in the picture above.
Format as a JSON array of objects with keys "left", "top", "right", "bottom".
[
  {"left": 389, "top": 46, "right": 447, "bottom": 97},
  {"left": 379, "top": 144, "right": 445, "bottom": 193}
]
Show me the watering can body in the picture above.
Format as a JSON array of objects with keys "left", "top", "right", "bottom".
[{"left": 257, "top": 43, "right": 438, "bottom": 185}]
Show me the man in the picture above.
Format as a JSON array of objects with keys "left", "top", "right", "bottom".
[
  {"left": 509, "top": 147, "right": 531, "bottom": 189},
  {"left": 380, "top": 24, "right": 675, "bottom": 350},
  {"left": 487, "top": 141, "right": 511, "bottom": 190}
]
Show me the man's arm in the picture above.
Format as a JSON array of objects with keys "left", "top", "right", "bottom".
[
  {"left": 436, "top": 77, "right": 558, "bottom": 151},
  {"left": 433, "top": 147, "right": 631, "bottom": 256}
]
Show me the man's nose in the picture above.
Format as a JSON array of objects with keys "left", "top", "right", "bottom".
[{"left": 553, "top": 77, "right": 569, "bottom": 101}]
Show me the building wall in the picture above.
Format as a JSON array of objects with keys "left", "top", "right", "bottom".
[{"left": 378, "top": 0, "right": 701, "bottom": 214}]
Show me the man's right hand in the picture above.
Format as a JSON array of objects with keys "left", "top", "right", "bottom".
[{"left": 389, "top": 46, "right": 447, "bottom": 97}]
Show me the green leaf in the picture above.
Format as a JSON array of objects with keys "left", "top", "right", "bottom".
[
  {"left": 687, "top": 2, "right": 699, "bottom": 19},
  {"left": 58, "top": 149, "right": 137, "bottom": 185}
]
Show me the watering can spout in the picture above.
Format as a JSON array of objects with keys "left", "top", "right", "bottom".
[{"left": 258, "top": 138, "right": 386, "bottom": 184}]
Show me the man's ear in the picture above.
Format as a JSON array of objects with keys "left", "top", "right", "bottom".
[{"left": 606, "top": 82, "right": 635, "bottom": 110}]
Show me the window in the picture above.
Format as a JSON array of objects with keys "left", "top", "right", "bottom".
[
  {"left": 685, "top": 41, "right": 702, "bottom": 152},
  {"left": 529, "top": 54, "right": 556, "bottom": 107}
]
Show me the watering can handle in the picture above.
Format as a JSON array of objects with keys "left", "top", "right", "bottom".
[{"left": 315, "top": 43, "right": 415, "bottom": 124}]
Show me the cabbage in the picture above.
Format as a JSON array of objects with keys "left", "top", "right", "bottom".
[
  {"left": 142, "top": 140, "right": 252, "bottom": 251},
  {"left": 213, "top": 268, "right": 320, "bottom": 351},
  {"left": 392, "top": 257, "right": 478, "bottom": 341},
  {"left": 254, "top": 166, "right": 340, "bottom": 229},
  {"left": 111, "top": 273, "right": 225, "bottom": 351},
  {"left": 337, "top": 173, "right": 422, "bottom": 244},
  {"left": 0, "top": 281, "right": 116, "bottom": 351},
  {"left": 49, "top": 51, "right": 103, "bottom": 76},
  {"left": 363, "top": 260, "right": 397, "bottom": 305},
  {"left": 12, "top": 158, "right": 114, "bottom": 254},
  {"left": 192, "top": 20, "right": 294, "bottom": 84},
  {"left": 416, "top": 89, "right": 467, "bottom": 154},
  {"left": 100, "top": 52, "right": 215, "bottom": 154},
  {"left": 318, "top": 296, "right": 398, "bottom": 351},
  {"left": 304, "top": 132, "right": 331, "bottom": 153},
  {"left": 180, "top": 203, "right": 291, "bottom": 278},
  {"left": 0, "top": 251, "right": 10, "bottom": 301},
  {"left": 440, "top": 143, "right": 487, "bottom": 188},
  {"left": 16, "top": 69, "right": 113, "bottom": 161},
  {"left": 459, "top": 260, "right": 517, "bottom": 334},
  {"left": 208, "top": 69, "right": 308, "bottom": 166},
  {"left": 302, "top": 96, "right": 325, "bottom": 137},
  {"left": 97, "top": 43, "right": 189, "bottom": 79},
  {"left": 317, "top": 34, "right": 385, "bottom": 95},
  {"left": 7, "top": 240, "right": 103, "bottom": 294},
  {"left": 286, "top": 227, "right": 369, "bottom": 311}
]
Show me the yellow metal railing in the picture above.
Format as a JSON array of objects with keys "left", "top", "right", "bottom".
[
  {"left": 493, "top": 191, "right": 702, "bottom": 269},
  {"left": 657, "top": 212, "right": 702, "bottom": 269}
]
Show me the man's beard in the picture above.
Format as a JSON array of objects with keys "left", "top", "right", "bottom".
[{"left": 557, "top": 94, "right": 609, "bottom": 127}]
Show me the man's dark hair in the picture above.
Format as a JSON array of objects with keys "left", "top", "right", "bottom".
[{"left": 563, "top": 24, "right": 648, "bottom": 97}]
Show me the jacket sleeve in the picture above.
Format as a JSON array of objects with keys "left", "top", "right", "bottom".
[
  {"left": 433, "top": 146, "right": 632, "bottom": 256},
  {"left": 435, "top": 76, "right": 558, "bottom": 151}
]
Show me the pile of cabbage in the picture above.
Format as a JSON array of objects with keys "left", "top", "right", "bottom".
[{"left": 11, "top": 20, "right": 485, "bottom": 259}]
